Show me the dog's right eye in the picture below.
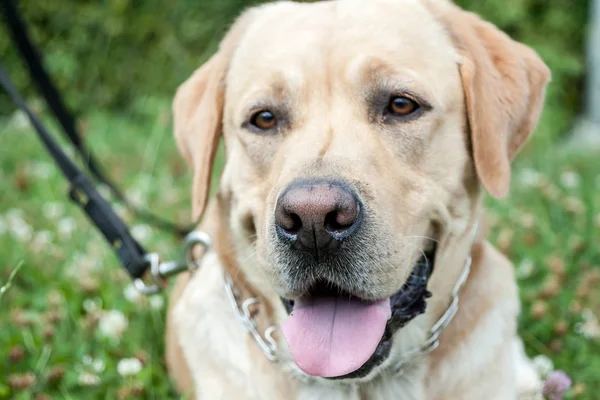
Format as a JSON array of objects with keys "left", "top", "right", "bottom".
[
  {"left": 250, "top": 110, "right": 278, "bottom": 131},
  {"left": 388, "top": 96, "right": 420, "bottom": 117}
]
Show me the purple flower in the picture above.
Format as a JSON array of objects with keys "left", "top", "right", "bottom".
[{"left": 543, "top": 371, "right": 572, "bottom": 400}]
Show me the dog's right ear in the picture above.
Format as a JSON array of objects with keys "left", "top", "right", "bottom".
[
  {"left": 173, "top": 53, "right": 226, "bottom": 222},
  {"left": 173, "top": 11, "right": 256, "bottom": 221}
]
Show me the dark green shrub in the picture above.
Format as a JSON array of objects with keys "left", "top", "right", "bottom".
[
  {"left": 0, "top": 0, "right": 271, "bottom": 113},
  {"left": 456, "top": 0, "right": 589, "bottom": 141}
]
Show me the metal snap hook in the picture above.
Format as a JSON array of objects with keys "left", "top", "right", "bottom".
[
  {"left": 184, "top": 230, "right": 211, "bottom": 271},
  {"left": 133, "top": 252, "right": 162, "bottom": 295},
  {"left": 134, "top": 230, "right": 212, "bottom": 295}
]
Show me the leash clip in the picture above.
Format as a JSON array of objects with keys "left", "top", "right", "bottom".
[{"left": 134, "top": 231, "right": 211, "bottom": 295}]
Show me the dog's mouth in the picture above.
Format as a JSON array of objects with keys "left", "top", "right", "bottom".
[{"left": 280, "top": 242, "right": 437, "bottom": 380}]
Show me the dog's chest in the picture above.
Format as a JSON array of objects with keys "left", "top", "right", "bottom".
[
  {"left": 296, "top": 377, "right": 423, "bottom": 400},
  {"left": 173, "top": 255, "right": 291, "bottom": 399}
]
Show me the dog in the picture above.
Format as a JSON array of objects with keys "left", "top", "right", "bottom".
[{"left": 165, "top": 0, "right": 551, "bottom": 398}]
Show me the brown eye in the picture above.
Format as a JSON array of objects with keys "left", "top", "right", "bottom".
[
  {"left": 389, "top": 96, "right": 419, "bottom": 116},
  {"left": 250, "top": 110, "right": 277, "bottom": 130}
]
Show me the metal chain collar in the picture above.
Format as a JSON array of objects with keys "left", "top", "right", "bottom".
[
  {"left": 393, "top": 222, "right": 479, "bottom": 375},
  {"left": 223, "top": 273, "right": 279, "bottom": 361},
  {"left": 135, "top": 222, "right": 478, "bottom": 369},
  {"left": 393, "top": 253, "right": 472, "bottom": 375}
]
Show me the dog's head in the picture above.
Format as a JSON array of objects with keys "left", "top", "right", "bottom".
[{"left": 173, "top": 0, "right": 550, "bottom": 382}]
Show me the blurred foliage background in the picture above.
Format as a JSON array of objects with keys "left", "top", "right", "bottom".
[
  {"left": 0, "top": 1, "right": 598, "bottom": 398},
  {"left": 0, "top": 0, "right": 591, "bottom": 142}
]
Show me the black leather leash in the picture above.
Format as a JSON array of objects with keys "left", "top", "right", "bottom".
[
  {"left": 0, "top": 64, "right": 152, "bottom": 279},
  {"left": 0, "top": 0, "right": 197, "bottom": 282}
]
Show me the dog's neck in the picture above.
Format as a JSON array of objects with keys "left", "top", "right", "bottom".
[
  {"left": 210, "top": 196, "right": 281, "bottom": 330},
  {"left": 427, "top": 218, "right": 483, "bottom": 324}
]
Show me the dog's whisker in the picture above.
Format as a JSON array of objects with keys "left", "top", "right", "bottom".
[{"left": 400, "top": 235, "right": 439, "bottom": 244}]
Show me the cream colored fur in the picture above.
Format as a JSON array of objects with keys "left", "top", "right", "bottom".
[{"left": 165, "top": 0, "right": 551, "bottom": 399}]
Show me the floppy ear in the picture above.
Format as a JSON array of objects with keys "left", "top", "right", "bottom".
[
  {"left": 172, "top": 11, "right": 255, "bottom": 221},
  {"left": 442, "top": 7, "right": 551, "bottom": 198},
  {"left": 173, "top": 55, "right": 226, "bottom": 221}
]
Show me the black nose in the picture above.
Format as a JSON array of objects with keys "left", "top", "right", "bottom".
[{"left": 274, "top": 180, "right": 361, "bottom": 258}]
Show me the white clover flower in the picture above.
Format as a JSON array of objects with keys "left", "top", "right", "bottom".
[
  {"left": 69, "top": 253, "right": 101, "bottom": 276},
  {"left": 520, "top": 213, "right": 535, "bottom": 229},
  {"left": 42, "top": 202, "right": 65, "bottom": 220},
  {"left": 57, "top": 217, "right": 76, "bottom": 238},
  {"left": 575, "top": 309, "right": 600, "bottom": 339},
  {"left": 564, "top": 196, "right": 585, "bottom": 215},
  {"left": 7, "top": 211, "right": 33, "bottom": 242},
  {"left": 114, "top": 203, "right": 129, "bottom": 220},
  {"left": 78, "top": 372, "right": 101, "bottom": 386},
  {"left": 98, "top": 310, "right": 128, "bottom": 340},
  {"left": 32, "top": 230, "right": 53, "bottom": 250},
  {"left": 131, "top": 224, "right": 152, "bottom": 242},
  {"left": 13, "top": 224, "right": 33, "bottom": 242},
  {"left": 96, "top": 184, "right": 112, "bottom": 199},
  {"left": 6, "top": 208, "right": 25, "bottom": 220},
  {"left": 6, "top": 209, "right": 26, "bottom": 226},
  {"left": 518, "top": 168, "right": 543, "bottom": 188},
  {"left": 65, "top": 253, "right": 102, "bottom": 283},
  {"left": 519, "top": 392, "right": 543, "bottom": 400},
  {"left": 5, "top": 209, "right": 33, "bottom": 241},
  {"left": 123, "top": 283, "right": 144, "bottom": 304},
  {"left": 127, "top": 189, "right": 145, "bottom": 207},
  {"left": 92, "top": 359, "right": 106, "bottom": 373},
  {"left": 28, "top": 161, "right": 54, "bottom": 179},
  {"left": 117, "top": 357, "right": 143, "bottom": 377},
  {"left": 559, "top": 170, "right": 580, "bottom": 189},
  {"left": 83, "top": 297, "right": 102, "bottom": 313},
  {"left": 85, "top": 241, "right": 105, "bottom": 259},
  {"left": 149, "top": 295, "right": 165, "bottom": 310},
  {"left": 135, "top": 175, "right": 153, "bottom": 191},
  {"left": 532, "top": 355, "right": 554, "bottom": 379},
  {"left": 516, "top": 259, "right": 535, "bottom": 279},
  {"left": 10, "top": 109, "right": 31, "bottom": 130}
]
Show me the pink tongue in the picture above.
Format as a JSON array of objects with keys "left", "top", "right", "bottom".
[{"left": 282, "top": 296, "right": 391, "bottom": 378}]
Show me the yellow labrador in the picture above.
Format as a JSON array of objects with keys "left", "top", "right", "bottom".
[{"left": 165, "top": 0, "right": 551, "bottom": 398}]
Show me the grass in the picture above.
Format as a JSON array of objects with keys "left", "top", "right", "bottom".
[{"left": 0, "top": 99, "right": 599, "bottom": 399}]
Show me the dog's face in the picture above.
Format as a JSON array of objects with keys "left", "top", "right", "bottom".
[
  {"left": 174, "top": 0, "right": 549, "bottom": 382},
  {"left": 222, "top": 0, "right": 468, "bottom": 305}
]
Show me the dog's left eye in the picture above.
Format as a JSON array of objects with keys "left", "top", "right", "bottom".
[
  {"left": 250, "top": 110, "right": 278, "bottom": 131},
  {"left": 388, "top": 96, "right": 420, "bottom": 116}
]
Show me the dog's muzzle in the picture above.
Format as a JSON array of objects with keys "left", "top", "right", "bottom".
[{"left": 280, "top": 242, "right": 437, "bottom": 379}]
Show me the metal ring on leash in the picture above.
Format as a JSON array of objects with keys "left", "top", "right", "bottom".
[
  {"left": 183, "top": 230, "right": 211, "bottom": 271},
  {"left": 134, "top": 230, "right": 211, "bottom": 295}
]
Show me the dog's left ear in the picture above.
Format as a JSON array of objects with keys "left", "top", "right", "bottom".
[
  {"left": 172, "top": 10, "right": 257, "bottom": 221},
  {"left": 435, "top": 4, "right": 551, "bottom": 198}
]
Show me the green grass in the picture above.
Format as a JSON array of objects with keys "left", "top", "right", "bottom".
[{"left": 0, "top": 101, "right": 599, "bottom": 399}]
